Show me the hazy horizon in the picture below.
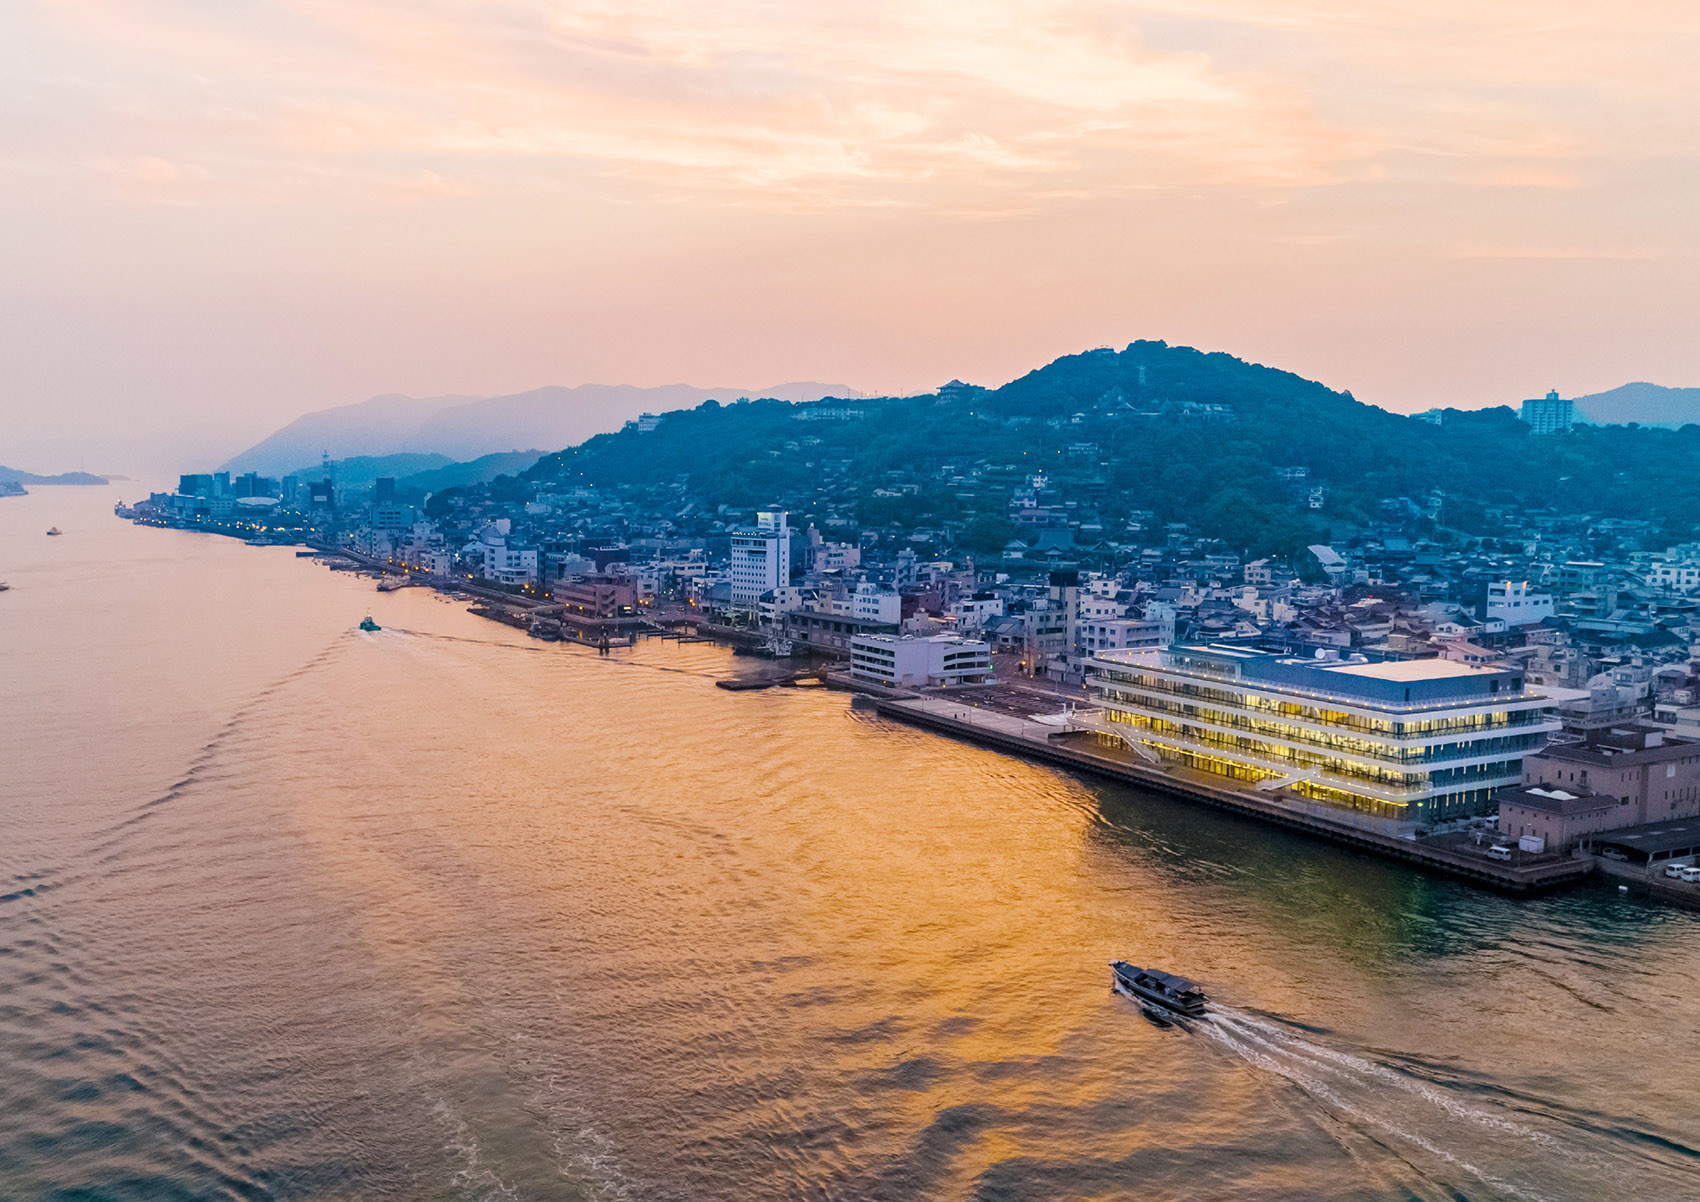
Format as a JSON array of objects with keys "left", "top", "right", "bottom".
[{"left": 4, "top": 1, "right": 1699, "bottom": 473}]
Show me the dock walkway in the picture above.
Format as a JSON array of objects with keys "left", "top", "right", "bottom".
[{"left": 874, "top": 696, "right": 1590, "bottom": 895}]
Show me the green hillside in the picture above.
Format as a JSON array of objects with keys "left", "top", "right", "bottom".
[{"left": 526, "top": 341, "right": 1700, "bottom": 555}]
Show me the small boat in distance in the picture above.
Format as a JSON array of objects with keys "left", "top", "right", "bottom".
[
  {"left": 1110, "top": 961, "right": 1209, "bottom": 1019},
  {"left": 359, "top": 615, "right": 381, "bottom": 632},
  {"left": 46, "top": 526, "right": 62, "bottom": 536}
]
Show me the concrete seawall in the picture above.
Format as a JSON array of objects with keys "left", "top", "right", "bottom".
[
  {"left": 872, "top": 696, "right": 1591, "bottom": 895},
  {"left": 1592, "top": 857, "right": 1700, "bottom": 910}
]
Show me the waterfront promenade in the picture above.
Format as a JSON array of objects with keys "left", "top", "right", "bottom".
[{"left": 873, "top": 695, "right": 1592, "bottom": 894}]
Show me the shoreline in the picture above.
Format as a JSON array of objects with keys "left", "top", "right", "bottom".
[
  {"left": 864, "top": 693, "right": 1594, "bottom": 896},
  {"left": 116, "top": 511, "right": 1617, "bottom": 900}
]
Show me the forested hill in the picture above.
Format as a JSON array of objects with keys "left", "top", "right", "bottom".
[{"left": 524, "top": 340, "right": 1700, "bottom": 554}]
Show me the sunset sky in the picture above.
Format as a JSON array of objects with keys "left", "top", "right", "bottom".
[{"left": 4, "top": 1, "right": 1698, "bottom": 470}]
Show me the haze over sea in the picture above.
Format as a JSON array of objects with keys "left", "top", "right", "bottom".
[{"left": 4, "top": 486, "right": 1700, "bottom": 1201}]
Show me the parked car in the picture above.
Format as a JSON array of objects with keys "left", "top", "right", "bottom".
[
  {"left": 1599, "top": 848, "right": 1630, "bottom": 861},
  {"left": 1486, "top": 844, "right": 1514, "bottom": 862},
  {"left": 1681, "top": 866, "right": 1700, "bottom": 884},
  {"left": 1665, "top": 861, "right": 1693, "bottom": 879}
]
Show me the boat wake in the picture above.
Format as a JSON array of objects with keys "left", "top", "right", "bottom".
[{"left": 1198, "top": 1008, "right": 1700, "bottom": 1200}]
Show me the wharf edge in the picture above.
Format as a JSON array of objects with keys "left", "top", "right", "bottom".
[{"left": 869, "top": 695, "right": 1591, "bottom": 895}]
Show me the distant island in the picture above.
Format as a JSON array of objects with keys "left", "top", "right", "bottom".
[{"left": 0, "top": 465, "right": 109, "bottom": 495}]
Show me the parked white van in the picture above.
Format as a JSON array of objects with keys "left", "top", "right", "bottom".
[
  {"left": 1665, "top": 861, "right": 1692, "bottom": 879},
  {"left": 1680, "top": 866, "right": 1700, "bottom": 884},
  {"left": 1486, "top": 844, "right": 1514, "bottom": 862}
]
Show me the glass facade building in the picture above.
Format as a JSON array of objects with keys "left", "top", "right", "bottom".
[{"left": 1088, "top": 644, "right": 1562, "bottom": 823}]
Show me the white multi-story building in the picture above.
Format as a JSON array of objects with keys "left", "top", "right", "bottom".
[
  {"left": 729, "top": 510, "right": 791, "bottom": 614},
  {"left": 849, "top": 634, "right": 993, "bottom": 688},
  {"left": 1088, "top": 644, "right": 1564, "bottom": 825},
  {"left": 1077, "top": 618, "right": 1166, "bottom": 653},
  {"left": 1486, "top": 580, "right": 1555, "bottom": 626},
  {"left": 758, "top": 585, "right": 805, "bottom": 625},
  {"left": 484, "top": 544, "right": 538, "bottom": 586},
  {"left": 465, "top": 520, "right": 538, "bottom": 586},
  {"left": 948, "top": 593, "right": 1005, "bottom": 631},
  {"left": 851, "top": 580, "right": 902, "bottom": 624},
  {"left": 1078, "top": 594, "right": 1126, "bottom": 622},
  {"left": 1647, "top": 559, "right": 1700, "bottom": 594}
]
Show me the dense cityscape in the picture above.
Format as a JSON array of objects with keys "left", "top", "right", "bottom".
[{"left": 127, "top": 377, "right": 1700, "bottom": 902}]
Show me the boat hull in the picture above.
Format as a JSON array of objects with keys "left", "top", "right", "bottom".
[{"left": 1110, "top": 963, "right": 1208, "bottom": 1019}]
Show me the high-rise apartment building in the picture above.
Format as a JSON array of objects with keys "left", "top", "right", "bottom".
[{"left": 1520, "top": 389, "right": 1573, "bottom": 435}]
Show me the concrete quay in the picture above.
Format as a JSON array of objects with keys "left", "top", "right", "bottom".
[
  {"left": 872, "top": 695, "right": 1592, "bottom": 895},
  {"left": 1591, "top": 857, "right": 1700, "bottom": 911}
]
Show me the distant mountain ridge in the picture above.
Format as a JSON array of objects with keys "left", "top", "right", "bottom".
[
  {"left": 1572, "top": 382, "right": 1700, "bottom": 429},
  {"left": 222, "top": 382, "right": 863, "bottom": 476}
]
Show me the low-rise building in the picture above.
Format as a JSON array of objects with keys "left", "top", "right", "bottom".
[
  {"left": 849, "top": 634, "right": 993, "bottom": 689},
  {"left": 1077, "top": 618, "right": 1166, "bottom": 653},
  {"left": 1486, "top": 580, "right": 1555, "bottom": 626},
  {"left": 1495, "top": 784, "right": 1621, "bottom": 851},
  {"left": 1520, "top": 723, "right": 1700, "bottom": 825},
  {"left": 782, "top": 609, "right": 900, "bottom": 653},
  {"left": 556, "top": 575, "right": 637, "bottom": 619}
]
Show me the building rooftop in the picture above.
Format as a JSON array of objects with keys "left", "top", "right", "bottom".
[
  {"left": 1107, "top": 643, "right": 1543, "bottom": 711},
  {"left": 1534, "top": 723, "right": 1698, "bottom": 766},
  {"left": 1323, "top": 658, "right": 1499, "bottom": 684},
  {"left": 1589, "top": 818, "right": 1700, "bottom": 859},
  {"left": 854, "top": 632, "right": 986, "bottom": 647},
  {"left": 1497, "top": 784, "right": 1616, "bottom": 815}
]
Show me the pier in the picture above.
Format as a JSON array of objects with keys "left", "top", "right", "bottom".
[{"left": 871, "top": 695, "right": 1592, "bottom": 895}]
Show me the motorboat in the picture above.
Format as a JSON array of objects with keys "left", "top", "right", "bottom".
[
  {"left": 359, "top": 615, "right": 381, "bottom": 632},
  {"left": 46, "top": 526, "right": 62, "bottom": 536},
  {"left": 1110, "top": 961, "right": 1208, "bottom": 1018}
]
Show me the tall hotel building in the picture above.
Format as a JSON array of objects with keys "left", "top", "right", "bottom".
[
  {"left": 1088, "top": 644, "right": 1563, "bottom": 824},
  {"left": 728, "top": 510, "right": 791, "bottom": 614}
]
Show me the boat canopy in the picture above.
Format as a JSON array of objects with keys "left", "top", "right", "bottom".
[{"left": 1132, "top": 967, "right": 1205, "bottom": 995}]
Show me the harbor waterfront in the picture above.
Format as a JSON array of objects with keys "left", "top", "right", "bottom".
[
  {"left": 6, "top": 486, "right": 1700, "bottom": 1200},
  {"left": 867, "top": 697, "right": 1589, "bottom": 893}
]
